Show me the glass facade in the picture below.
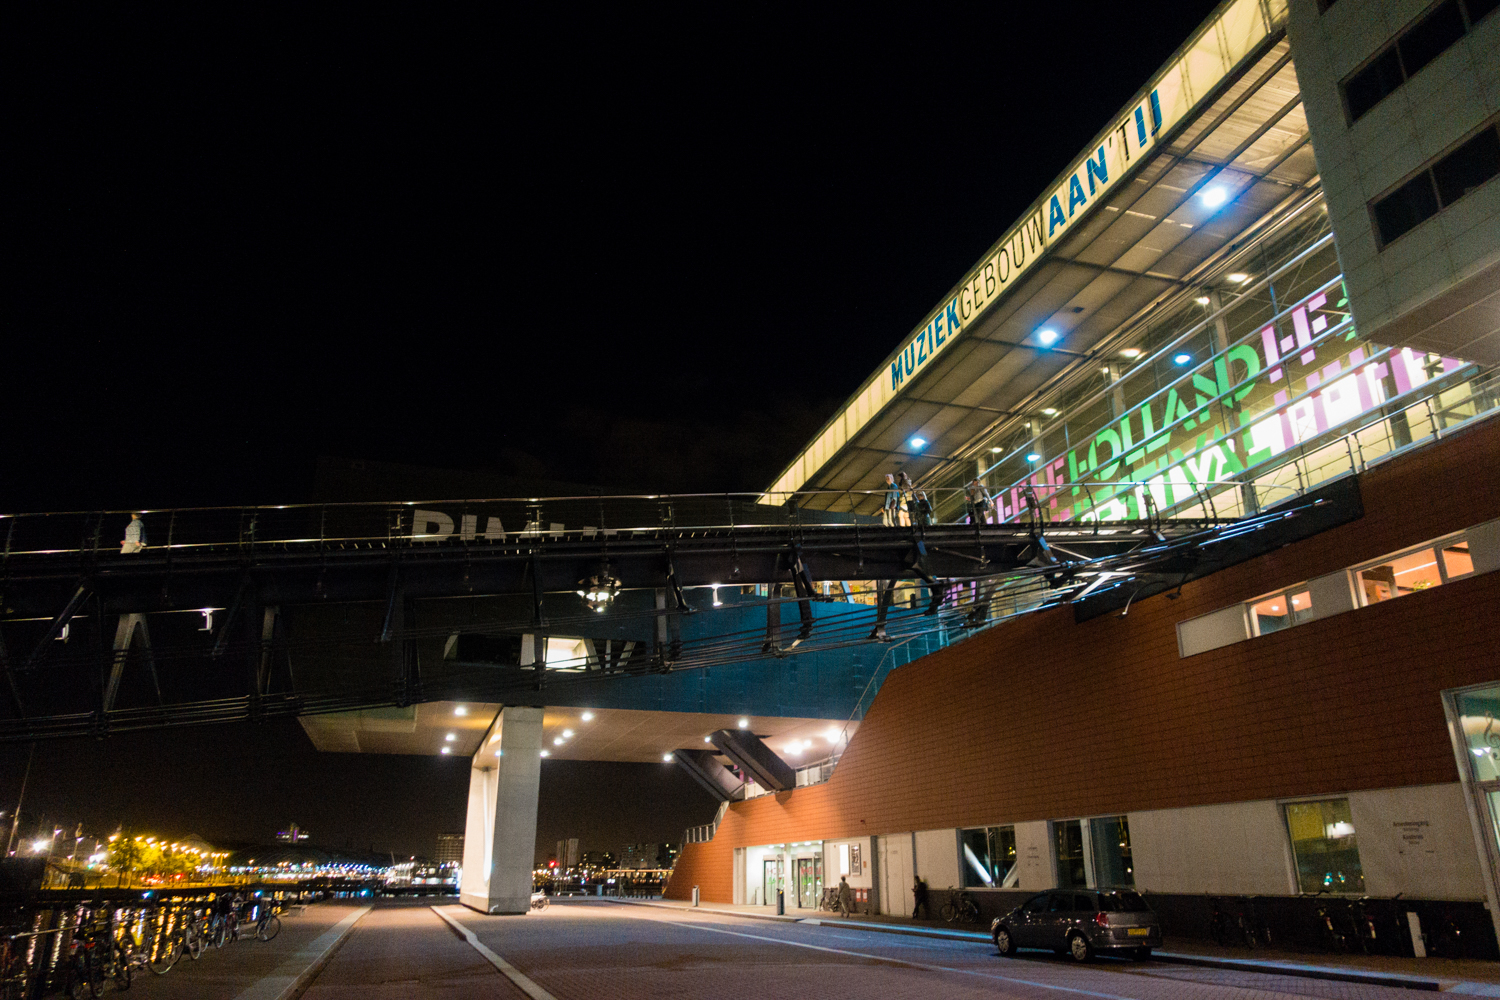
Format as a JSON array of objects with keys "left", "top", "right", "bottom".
[
  {"left": 960, "top": 825, "right": 1018, "bottom": 888},
  {"left": 1089, "top": 816, "right": 1134, "bottom": 888},
  {"left": 1284, "top": 798, "right": 1366, "bottom": 894}
]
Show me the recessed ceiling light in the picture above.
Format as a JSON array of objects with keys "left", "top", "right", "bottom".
[
  {"left": 1037, "top": 328, "right": 1059, "bottom": 346},
  {"left": 440, "top": 747, "right": 451, "bottom": 754},
  {"left": 738, "top": 718, "right": 750, "bottom": 728},
  {"left": 1120, "top": 348, "right": 1141, "bottom": 359},
  {"left": 562, "top": 729, "right": 573, "bottom": 739},
  {"left": 909, "top": 436, "right": 926, "bottom": 450},
  {"left": 553, "top": 737, "right": 564, "bottom": 746},
  {"left": 1173, "top": 352, "right": 1193, "bottom": 366},
  {"left": 454, "top": 706, "right": 467, "bottom": 716},
  {"left": 1200, "top": 186, "right": 1228, "bottom": 208},
  {"left": 581, "top": 711, "right": 594, "bottom": 722},
  {"left": 1026, "top": 453, "right": 1042, "bottom": 462},
  {"left": 704, "top": 735, "right": 712, "bottom": 743},
  {"left": 444, "top": 733, "right": 456, "bottom": 741},
  {"left": 1194, "top": 296, "right": 1210, "bottom": 305},
  {"left": 540, "top": 750, "right": 550, "bottom": 757},
  {"left": 662, "top": 753, "right": 674, "bottom": 762},
  {"left": 1227, "top": 272, "right": 1249, "bottom": 283},
  {"left": 1041, "top": 408, "right": 1057, "bottom": 416}
]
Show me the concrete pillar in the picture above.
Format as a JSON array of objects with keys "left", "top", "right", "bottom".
[{"left": 459, "top": 705, "right": 545, "bottom": 914}]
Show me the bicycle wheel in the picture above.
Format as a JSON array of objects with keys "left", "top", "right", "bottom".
[
  {"left": 184, "top": 923, "right": 204, "bottom": 960},
  {"left": 961, "top": 901, "right": 980, "bottom": 923},
  {"left": 148, "top": 934, "right": 182, "bottom": 975},
  {"left": 256, "top": 916, "right": 281, "bottom": 942},
  {"left": 111, "top": 940, "right": 134, "bottom": 991},
  {"left": 939, "top": 901, "right": 958, "bottom": 923}
]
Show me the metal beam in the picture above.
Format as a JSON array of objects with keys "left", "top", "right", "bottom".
[{"left": 26, "top": 582, "right": 91, "bottom": 670}]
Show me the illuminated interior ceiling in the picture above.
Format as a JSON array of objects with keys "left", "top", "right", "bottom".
[
  {"left": 795, "top": 39, "right": 1316, "bottom": 507},
  {"left": 299, "top": 701, "right": 856, "bottom": 765}
]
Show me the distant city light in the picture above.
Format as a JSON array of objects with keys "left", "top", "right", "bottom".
[
  {"left": 1173, "top": 352, "right": 1193, "bottom": 365},
  {"left": 1200, "top": 186, "right": 1228, "bottom": 208},
  {"left": 909, "top": 436, "right": 926, "bottom": 450},
  {"left": 1037, "top": 328, "right": 1059, "bottom": 346},
  {"left": 31, "top": 839, "right": 48, "bottom": 853},
  {"left": 581, "top": 711, "right": 594, "bottom": 722},
  {"left": 1026, "top": 453, "right": 1042, "bottom": 462}
]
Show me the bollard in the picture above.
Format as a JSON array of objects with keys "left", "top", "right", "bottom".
[
  {"left": 692, "top": 885, "right": 700, "bottom": 907},
  {"left": 776, "top": 888, "right": 784, "bottom": 916}
]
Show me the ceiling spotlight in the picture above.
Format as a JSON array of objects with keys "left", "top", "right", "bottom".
[
  {"left": 540, "top": 750, "right": 550, "bottom": 757},
  {"left": 826, "top": 729, "right": 840, "bottom": 743},
  {"left": 444, "top": 733, "right": 456, "bottom": 741},
  {"left": 1173, "top": 352, "right": 1193, "bottom": 365},
  {"left": 581, "top": 711, "right": 594, "bottom": 722},
  {"left": 1120, "top": 348, "right": 1142, "bottom": 359},
  {"left": 1200, "top": 186, "right": 1228, "bottom": 208},
  {"left": 562, "top": 729, "right": 574, "bottom": 739},
  {"left": 704, "top": 735, "right": 712, "bottom": 743},
  {"left": 577, "top": 560, "right": 621, "bottom": 613},
  {"left": 440, "top": 746, "right": 451, "bottom": 755},
  {"left": 1041, "top": 408, "right": 1057, "bottom": 416},
  {"left": 1026, "top": 452, "right": 1042, "bottom": 462},
  {"left": 786, "top": 744, "right": 803, "bottom": 755},
  {"left": 662, "top": 753, "right": 674, "bottom": 763},
  {"left": 1037, "top": 328, "right": 1059, "bottom": 346},
  {"left": 909, "top": 436, "right": 927, "bottom": 450},
  {"left": 990, "top": 447, "right": 1001, "bottom": 453},
  {"left": 454, "top": 706, "right": 467, "bottom": 716},
  {"left": 738, "top": 718, "right": 750, "bottom": 728},
  {"left": 1194, "top": 296, "right": 1210, "bottom": 305},
  {"left": 554, "top": 737, "right": 564, "bottom": 746},
  {"left": 1227, "top": 272, "right": 1250, "bottom": 283}
]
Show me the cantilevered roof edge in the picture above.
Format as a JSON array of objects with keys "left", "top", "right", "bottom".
[{"left": 762, "top": 0, "right": 1290, "bottom": 501}]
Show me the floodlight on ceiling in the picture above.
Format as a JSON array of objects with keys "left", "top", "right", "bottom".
[
  {"left": 1226, "top": 272, "right": 1250, "bottom": 283},
  {"left": 581, "top": 711, "right": 594, "bottom": 722},
  {"left": 1037, "top": 328, "right": 1059, "bottom": 346},
  {"left": 662, "top": 753, "right": 674, "bottom": 763},
  {"left": 1120, "top": 348, "right": 1142, "bottom": 359},
  {"left": 738, "top": 717, "right": 750, "bottom": 728},
  {"left": 577, "top": 560, "right": 621, "bottom": 613},
  {"left": 1041, "top": 408, "right": 1057, "bottom": 416},
  {"left": 1173, "top": 352, "right": 1193, "bottom": 366},
  {"left": 1194, "top": 296, "right": 1210, "bottom": 305},
  {"left": 909, "top": 436, "right": 926, "bottom": 450},
  {"left": 453, "top": 706, "right": 467, "bottom": 716},
  {"left": 1200, "top": 186, "right": 1229, "bottom": 209},
  {"left": 1026, "top": 453, "right": 1042, "bottom": 462}
]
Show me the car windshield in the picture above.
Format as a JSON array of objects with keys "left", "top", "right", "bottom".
[{"left": 1098, "top": 891, "right": 1151, "bottom": 912}]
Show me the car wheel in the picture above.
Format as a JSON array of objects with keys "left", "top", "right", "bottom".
[
  {"left": 1067, "top": 933, "right": 1093, "bottom": 963},
  {"left": 993, "top": 926, "right": 1016, "bottom": 957},
  {"left": 1133, "top": 947, "right": 1152, "bottom": 961}
]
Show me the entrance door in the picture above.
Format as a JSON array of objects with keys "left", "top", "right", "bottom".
[
  {"left": 796, "top": 857, "right": 822, "bottom": 908},
  {"left": 763, "top": 859, "right": 785, "bottom": 906}
]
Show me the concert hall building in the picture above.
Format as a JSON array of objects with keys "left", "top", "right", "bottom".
[{"left": 666, "top": 0, "right": 1500, "bottom": 955}]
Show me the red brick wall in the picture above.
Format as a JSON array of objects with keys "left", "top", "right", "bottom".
[{"left": 666, "top": 418, "right": 1500, "bottom": 902}]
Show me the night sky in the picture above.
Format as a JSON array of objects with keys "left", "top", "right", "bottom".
[{"left": 3, "top": 5, "right": 1221, "bottom": 860}]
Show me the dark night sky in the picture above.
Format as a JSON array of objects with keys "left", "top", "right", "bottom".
[{"left": 2, "top": 5, "right": 1221, "bottom": 859}]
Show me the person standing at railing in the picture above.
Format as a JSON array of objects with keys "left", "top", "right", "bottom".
[
  {"left": 965, "top": 478, "right": 992, "bottom": 525},
  {"left": 120, "top": 512, "right": 147, "bottom": 554},
  {"left": 882, "top": 474, "right": 902, "bottom": 526}
]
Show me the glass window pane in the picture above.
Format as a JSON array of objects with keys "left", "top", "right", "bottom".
[
  {"left": 1251, "top": 594, "right": 1292, "bottom": 634},
  {"left": 1288, "top": 589, "right": 1314, "bottom": 624},
  {"left": 994, "top": 826, "right": 1019, "bottom": 887},
  {"left": 1454, "top": 686, "right": 1500, "bottom": 782},
  {"left": 1443, "top": 541, "right": 1474, "bottom": 578},
  {"left": 1358, "top": 548, "right": 1440, "bottom": 604},
  {"left": 1054, "top": 820, "right": 1086, "bottom": 889},
  {"left": 960, "top": 828, "right": 995, "bottom": 888},
  {"left": 1285, "top": 799, "right": 1366, "bottom": 894},
  {"left": 1344, "top": 47, "right": 1404, "bottom": 122},
  {"left": 1432, "top": 127, "right": 1500, "bottom": 207},
  {"left": 1373, "top": 172, "right": 1441, "bottom": 246},
  {"left": 1398, "top": 0, "right": 1465, "bottom": 78},
  {"left": 1089, "top": 816, "right": 1135, "bottom": 887}
]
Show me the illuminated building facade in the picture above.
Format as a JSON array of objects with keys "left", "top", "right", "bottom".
[{"left": 671, "top": 0, "right": 1500, "bottom": 954}]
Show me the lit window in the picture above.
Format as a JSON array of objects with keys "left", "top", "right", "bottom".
[
  {"left": 1442, "top": 541, "right": 1474, "bottom": 578},
  {"left": 1249, "top": 589, "right": 1313, "bottom": 635},
  {"left": 960, "top": 826, "right": 1018, "bottom": 889},
  {"left": 1356, "top": 547, "right": 1441, "bottom": 605},
  {"left": 1284, "top": 799, "right": 1364, "bottom": 894}
]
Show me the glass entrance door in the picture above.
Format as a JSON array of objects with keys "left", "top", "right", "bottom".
[
  {"left": 763, "top": 859, "right": 784, "bottom": 906},
  {"left": 796, "top": 856, "right": 822, "bottom": 908}
]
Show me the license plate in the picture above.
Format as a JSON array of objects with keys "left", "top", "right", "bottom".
[{"left": 1127, "top": 927, "right": 1150, "bottom": 937}]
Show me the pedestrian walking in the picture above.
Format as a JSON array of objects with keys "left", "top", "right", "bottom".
[
  {"left": 897, "top": 472, "right": 919, "bottom": 527},
  {"left": 912, "top": 876, "right": 929, "bottom": 919},
  {"left": 965, "top": 478, "right": 992, "bottom": 525},
  {"left": 882, "top": 474, "right": 902, "bottom": 526},
  {"left": 121, "top": 512, "right": 147, "bottom": 553},
  {"left": 837, "top": 875, "right": 854, "bottom": 917}
]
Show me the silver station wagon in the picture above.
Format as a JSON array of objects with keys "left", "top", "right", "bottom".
[{"left": 991, "top": 889, "right": 1162, "bottom": 961}]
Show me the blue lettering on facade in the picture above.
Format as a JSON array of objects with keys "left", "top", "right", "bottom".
[
  {"left": 917, "top": 331, "right": 928, "bottom": 366},
  {"left": 1048, "top": 196, "right": 1066, "bottom": 235},
  {"left": 891, "top": 359, "right": 903, "bottom": 389},
  {"left": 1135, "top": 106, "right": 1147, "bottom": 147},
  {"left": 1149, "top": 89, "right": 1162, "bottom": 133},
  {"left": 933, "top": 313, "right": 944, "bottom": 346},
  {"left": 1085, "top": 146, "right": 1107, "bottom": 194},
  {"left": 945, "top": 300, "right": 960, "bottom": 340},
  {"left": 1068, "top": 175, "right": 1087, "bottom": 216}
]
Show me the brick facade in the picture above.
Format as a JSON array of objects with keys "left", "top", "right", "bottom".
[{"left": 667, "top": 416, "right": 1500, "bottom": 903}]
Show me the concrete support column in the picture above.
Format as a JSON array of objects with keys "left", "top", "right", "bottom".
[{"left": 459, "top": 705, "right": 545, "bottom": 914}]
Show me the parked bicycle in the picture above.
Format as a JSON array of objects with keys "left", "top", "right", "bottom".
[
  {"left": 940, "top": 887, "right": 980, "bottom": 924},
  {"left": 253, "top": 902, "right": 282, "bottom": 943}
]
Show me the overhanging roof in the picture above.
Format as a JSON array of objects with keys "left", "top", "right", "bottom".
[{"left": 766, "top": 0, "right": 1312, "bottom": 502}]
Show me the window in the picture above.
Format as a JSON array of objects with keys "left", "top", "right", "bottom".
[
  {"left": 1355, "top": 535, "right": 1473, "bottom": 606},
  {"left": 1248, "top": 589, "right": 1314, "bottom": 635},
  {"left": 1284, "top": 798, "right": 1365, "bottom": 893},
  {"left": 1341, "top": 0, "right": 1495, "bottom": 124},
  {"left": 1372, "top": 119, "right": 1500, "bottom": 247},
  {"left": 1089, "top": 816, "right": 1134, "bottom": 887},
  {"left": 1054, "top": 820, "right": 1087, "bottom": 888},
  {"left": 960, "top": 825, "right": 1018, "bottom": 888}
]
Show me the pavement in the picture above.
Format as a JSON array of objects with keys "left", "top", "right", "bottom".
[{"left": 96, "top": 895, "right": 1500, "bottom": 998}]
